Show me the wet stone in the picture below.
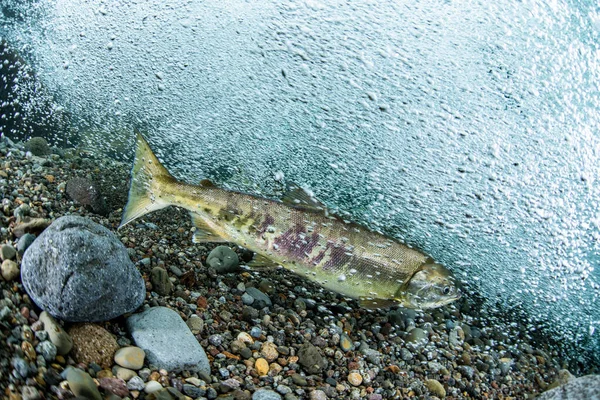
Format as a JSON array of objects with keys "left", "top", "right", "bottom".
[
  {"left": 17, "top": 233, "right": 36, "bottom": 256},
  {"left": 252, "top": 389, "right": 282, "bottom": 400},
  {"left": 151, "top": 267, "right": 174, "bottom": 296},
  {"left": 245, "top": 287, "right": 272, "bottom": 309},
  {"left": 114, "top": 346, "right": 146, "bottom": 370},
  {"left": 39, "top": 311, "right": 73, "bottom": 355},
  {"left": 65, "top": 367, "right": 102, "bottom": 400},
  {"left": 298, "top": 342, "right": 326, "bottom": 374},
  {"left": 0, "top": 244, "right": 16, "bottom": 261},
  {"left": 206, "top": 246, "right": 239, "bottom": 273},
  {"left": 1, "top": 259, "right": 19, "bottom": 281},
  {"left": 425, "top": 379, "right": 446, "bottom": 397}
]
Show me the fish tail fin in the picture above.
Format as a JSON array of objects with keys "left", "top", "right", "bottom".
[{"left": 119, "top": 131, "right": 174, "bottom": 229}]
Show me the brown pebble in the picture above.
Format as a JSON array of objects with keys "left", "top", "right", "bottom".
[
  {"left": 69, "top": 324, "right": 119, "bottom": 369},
  {"left": 347, "top": 372, "right": 363, "bottom": 386},
  {"left": 255, "top": 358, "right": 269, "bottom": 376}
]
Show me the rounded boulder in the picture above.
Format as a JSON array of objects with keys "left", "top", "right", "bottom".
[{"left": 21, "top": 216, "right": 145, "bottom": 322}]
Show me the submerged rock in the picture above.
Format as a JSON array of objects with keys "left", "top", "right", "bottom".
[
  {"left": 24, "top": 137, "right": 51, "bottom": 156},
  {"left": 206, "top": 245, "right": 239, "bottom": 273},
  {"left": 126, "top": 306, "right": 210, "bottom": 374},
  {"left": 21, "top": 216, "right": 145, "bottom": 321},
  {"left": 66, "top": 177, "right": 108, "bottom": 216}
]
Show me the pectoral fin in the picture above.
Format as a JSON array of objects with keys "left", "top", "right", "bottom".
[
  {"left": 246, "top": 253, "right": 280, "bottom": 269},
  {"left": 190, "top": 212, "right": 227, "bottom": 243}
]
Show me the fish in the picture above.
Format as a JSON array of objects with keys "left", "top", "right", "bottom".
[{"left": 119, "top": 132, "right": 461, "bottom": 309}]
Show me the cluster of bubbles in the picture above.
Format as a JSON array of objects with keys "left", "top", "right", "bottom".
[{"left": 1, "top": 0, "right": 599, "bottom": 368}]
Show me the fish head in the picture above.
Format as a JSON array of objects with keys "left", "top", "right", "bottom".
[{"left": 398, "top": 262, "right": 461, "bottom": 309}]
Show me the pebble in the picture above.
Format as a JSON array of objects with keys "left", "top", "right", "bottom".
[
  {"left": 256, "top": 358, "right": 269, "bottom": 376},
  {"left": 69, "top": 323, "right": 119, "bottom": 368},
  {"left": 126, "top": 378, "right": 145, "bottom": 393},
  {"left": 400, "top": 348, "right": 413, "bottom": 361},
  {"left": 237, "top": 332, "right": 254, "bottom": 344},
  {"left": 406, "top": 327, "right": 428, "bottom": 346},
  {"left": 16, "top": 233, "right": 36, "bottom": 256},
  {"left": 99, "top": 377, "right": 129, "bottom": 397},
  {"left": 261, "top": 342, "right": 279, "bottom": 362},
  {"left": 114, "top": 346, "right": 146, "bottom": 370},
  {"left": 65, "top": 367, "right": 102, "bottom": 400},
  {"left": 35, "top": 340, "right": 57, "bottom": 361},
  {"left": 298, "top": 342, "right": 326, "bottom": 374},
  {"left": 425, "top": 379, "right": 446, "bottom": 397},
  {"left": 309, "top": 390, "right": 327, "bottom": 400},
  {"left": 145, "top": 380, "right": 164, "bottom": 393},
  {"left": 1, "top": 259, "right": 19, "bottom": 281},
  {"left": 250, "top": 326, "right": 262, "bottom": 338},
  {"left": 39, "top": 312, "right": 73, "bottom": 355},
  {"left": 291, "top": 373, "right": 308, "bottom": 386},
  {"left": 245, "top": 287, "right": 272, "bottom": 308},
  {"left": 151, "top": 267, "right": 174, "bottom": 295},
  {"left": 252, "top": 389, "right": 282, "bottom": 400},
  {"left": 241, "top": 293, "right": 255, "bottom": 305},
  {"left": 182, "top": 383, "right": 204, "bottom": 398},
  {"left": 449, "top": 326, "right": 465, "bottom": 348},
  {"left": 340, "top": 333, "right": 353, "bottom": 352},
  {"left": 186, "top": 314, "right": 204, "bottom": 334},
  {"left": 348, "top": 372, "right": 363, "bottom": 386},
  {"left": 21, "top": 386, "right": 41, "bottom": 400},
  {"left": 0, "top": 244, "right": 16, "bottom": 260},
  {"left": 206, "top": 246, "right": 239, "bottom": 273}
]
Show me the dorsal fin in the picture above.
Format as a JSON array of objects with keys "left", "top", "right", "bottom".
[
  {"left": 281, "top": 184, "right": 326, "bottom": 213},
  {"left": 199, "top": 179, "right": 216, "bottom": 188},
  {"left": 190, "top": 212, "right": 227, "bottom": 243}
]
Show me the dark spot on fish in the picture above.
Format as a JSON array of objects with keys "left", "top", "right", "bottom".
[
  {"left": 255, "top": 214, "right": 275, "bottom": 236},
  {"left": 323, "top": 245, "right": 352, "bottom": 271}
]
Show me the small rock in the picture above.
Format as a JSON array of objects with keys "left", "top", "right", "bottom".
[
  {"left": 348, "top": 372, "right": 363, "bottom": 386},
  {"left": 206, "top": 246, "right": 239, "bottom": 273},
  {"left": 261, "top": 342, "right": 279, "bottom": 363},
  {"left": 291, "top": 373, "right": 308, "bottom": 386},
  {"left": 241, "top": 293, "right": 255, "bottom": 305},
  {"left": 16, "top": 233, "right": 36, "bottom": 256},
  {"left": 340, "top": 333, "right": 353, "bottom": 352},
  {"left": 99, "top": 377, "right": 129, "bottom": 397},
  {"left": 405, "top": 327, "right": 428, "bottom": 346},
  {"left": 69, "top": 323, "right": 119, "bottom": 369},
  {"left": 21, "top": 385, "right": 41, "bottom": 400},
  {"left": 113, "top": 366, "right": 137, "bottom": 381},
  {"left": 127, "top": 375, "right": 146, "bottom": 391},
  {"left": 252, "top": 389, "right": 282, "bottom": 400},
  {"left": 35, "top": 340, "right": 57, "bottom": 361},
  {"left": 126, "top": 306, "right": 210, "bottom": 374},
  {"left": 425, "top": 379, "right": 446, "bottom": 397},
  {"left": 1, "top": 259, "right": 19, "bottom": 281},
  {"left": 246, "top": 287, "right": 272, "bottom": 309},
  {"left": 0, "top": 244, "right": 16, "bottom": 261},
  {"left": 298, "top": 342, "right": 326, "bottom": 374},
  {"left": 66, "top": 177, "right": 108, "bottom": 215},
  {"left": 400, "top": 348, "right": 413, "bottom": 361},
  {"left": 449, "top": 326, "right": 464, "bottom": 348},
  {"left": 255, "top": 358, "right": 269, "bottom": 376},
  {"left": 182, "top": 383, "right": 203, "bottom": 398},
  {"left": 114, "top": 346, "right": 146, "bottom": 370},
  {"left": 237, "top": 332, "right": 254, "bottom": 344},
  {"left": 24, "top": 137, "right": 51, "bottom": 156},
  {"left": 186, "top": 314, "right": 204, "bottom": 334},
  {"left": 151, "top": 267, "right": 173, "bottom": 296},
  {"left": 65, "top": 367, "right": 102, "bottom": 400},
  {"left": 309, "top": 390, "right": 327, "bottom": 400},
  {"left": 39, "top": 311, "right": 73, "bottom": 355},
  {"left": 145, "top": 380, "right": 163, "bottom": 393}
]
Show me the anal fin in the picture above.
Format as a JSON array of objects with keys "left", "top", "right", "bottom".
[{"left": 190, "top": 212, "right": 227, "bottom": 243}]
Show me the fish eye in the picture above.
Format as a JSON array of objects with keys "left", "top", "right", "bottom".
[{"left": 443, "top": 286, "right": 450, "bottom": 295}]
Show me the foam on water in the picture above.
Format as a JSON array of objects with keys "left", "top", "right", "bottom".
[{"left": 2, "top": 0, "right": 599, "bottom": 367}]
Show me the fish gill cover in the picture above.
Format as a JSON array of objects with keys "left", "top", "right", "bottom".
[{"left": 1, "top": 0, "right": 599, "bottom": 369}]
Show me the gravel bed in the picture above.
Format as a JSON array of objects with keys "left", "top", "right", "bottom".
[{"left": 0, "top": 136, "right": 574, "bottom": 399}]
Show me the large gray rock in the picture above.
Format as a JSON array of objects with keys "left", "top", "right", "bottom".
[
  {"left": 537, "top": 375, "right": 600, "bottom": 400},
  {"left": 21, "top": 216, "right": 145, "bottom": 322},
  {"left": 126, "top": 307, "right": 210, "bottom": 374}
]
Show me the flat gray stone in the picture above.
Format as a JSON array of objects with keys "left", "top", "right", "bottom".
[
  {"left": 537, "top": 375, "right": 600, "bottom": 400},
  {"left": 126, "top": 307, "right": 210, "bottom": 374},
  {"left": 20, "top": 216, "right": 145, "bottom": 322}
]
